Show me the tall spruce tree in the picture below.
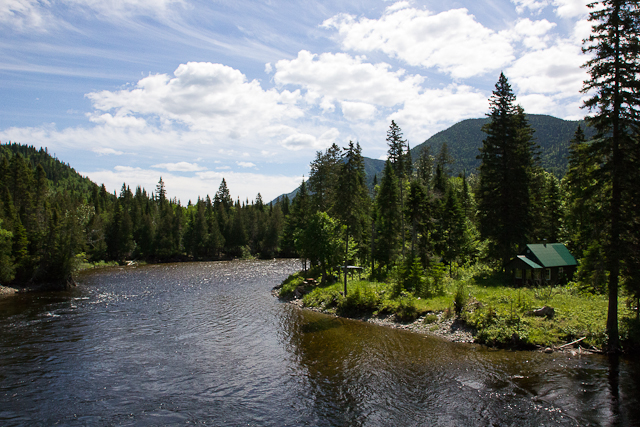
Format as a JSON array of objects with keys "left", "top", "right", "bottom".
[
  {"left": 477, "top": 73, "right": 538, "bottom": 269},
  {"left": 374, "top": 160, "right": 400, "bottom": 271},
  {"left": 582, "top": 0, "right": 640, "bottom": 352},
  {"left": 308, "top": 143, "right": 341, "bottom": 213},
  {"left": 386, "top": 120, "right": 409, "bottom": 258},
  {"left": 333, "top": 141, "right": 370, "bottom": 295}
]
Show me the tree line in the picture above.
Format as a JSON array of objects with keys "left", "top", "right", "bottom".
[{"left": 0, "top": 144, "right": 288, "bottom": 285}]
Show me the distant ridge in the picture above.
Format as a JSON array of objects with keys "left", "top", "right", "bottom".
[
  {"left": 410, "top": 114, "right": 594, "bottom": 177},
  {"left": 270, "top": 114, "right": 593, "bottom": 203}
]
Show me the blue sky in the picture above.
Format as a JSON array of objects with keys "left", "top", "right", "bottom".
[{"left": 1, "top": 0, "right": 592, "bottom": 203}]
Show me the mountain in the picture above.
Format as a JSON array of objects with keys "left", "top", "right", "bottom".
[
  {"left": 0, "top": 143, "right": 107, "bottom": 200},
  {"left": 410, "top": 114, "right": 595, "bottom": 177},
  {"left": 271, "top": 114, "right": 593, "bottom": 204}
]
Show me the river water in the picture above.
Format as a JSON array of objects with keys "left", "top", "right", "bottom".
[{"left": 0, "top": 259, "right": 638, "bottom": 426}]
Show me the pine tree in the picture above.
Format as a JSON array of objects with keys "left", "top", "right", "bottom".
[
  {"left": 582, "top": 0, "right": 640, "bottom": 352},
  {"left": 477, "top": 73, "right": 538, "bottom": 269}
]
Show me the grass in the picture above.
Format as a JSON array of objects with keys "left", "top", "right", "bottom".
[{"left": 278, "top": 263, "right": 638, "bottom": 352}]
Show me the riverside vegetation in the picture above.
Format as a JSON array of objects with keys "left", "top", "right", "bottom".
[{"left": 278, "top": 263, "right": 639, "bottom": 351}]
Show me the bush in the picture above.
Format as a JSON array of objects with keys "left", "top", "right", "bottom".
[
  {"left": 278, "top": 272, "right": 305, "bottom": 298},
  {"left": 337, "top": 282, "right": 382, "bottom": 315},
  {"left": 423, "top": 313, "right": 438, "bottom": 324},
  {"left": 453, "top": 282, "right": 468, "bottom": 315},
  {"left": 304, "top": 288, "right": 342, "bottom": 310},
  {"left": 395, "top": 292, "right": 419, "bottom": 322}
]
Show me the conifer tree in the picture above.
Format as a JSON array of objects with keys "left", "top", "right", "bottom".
[
  {"left": 415, "top": 146, "right": 434, "bottom": 189},
  {"left": 386, "top": 120, "right": 409, "bottom": 258},
  {"left": 477, "top": 73, "right": 538, "bottom": 269},
  {"left": 374, "top": 160, "right": 400, "bottom": 271},
  {"left": 581, "top": 0, "right": 640, "bottom": 352},
  {"left": 333, "top": 141, "right": 370, "bottom": 294},
  {"left": 214, "top": 178, "right": 233, "bottom": 212},
  {"left": 308, "top": 143, "right": 341, "bottom": 212},
  {"left": 0, "top": 219, "right": 14, "bottom": 283}
]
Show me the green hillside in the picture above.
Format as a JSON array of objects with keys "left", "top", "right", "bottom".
[
  {"left": 0, "top": 143, "right": 104, "bottom": 197},
  {"left": 411, "top": 114, "right": 595, "bottom": 177},
  {"left": 273, "top": 114, "right": 593, "bottom": 204}
]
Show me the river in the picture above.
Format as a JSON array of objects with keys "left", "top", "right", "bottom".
[{"left": 0, "top": 259, "right": 638, "bottom": 426}]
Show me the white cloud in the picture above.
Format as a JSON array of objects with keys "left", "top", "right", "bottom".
[
  {"left": 89, "top": 113, "right": 147, "bottom": 128},
  {"left": 92, "top": 147, "right": 125, "bottom": 155},
  {"left": 511, "top": 0, "right": 589, "bottom": 17},
  {"left": 236, "top": 161, "right": 256, "bottom": 168},
  {"left": 553, "top": 0, "right": 590, "bottom": 18},
  {"left": 390, "top": 85, "right": 489, "bottom": 141},
  {"left": 279, "top": 128, "right": 339, "bottom": 151},
  {"left": 323, "top": 4, "right": 514, "bottom": 79},
  {"left": 0, "top": 0, "right": 184, "bottom": 31},
  {"left": 280, "top": 133, "right": 319, "bottom": 151},
  {"left": 0, "top": 0, "right": 53, "bottom": 32},
  {"left": 512, "top": 0, "right": 550, "bottom": 14},
  {"left": 151, "top": 161, "right": 207, "bottom": 172},
  {"left": 341, "top": 101, "right": 377, "bottom": 121},
  {"left": 509, "top": 18, "right": 556, "bottom": 50},
  {"left": 66, "top": 0, "right": 184, "bottom": 17},
  {"left": 274, "top": 50, "right": 423, "bottom": 107},
  {"left": 507, "top": 39, "right": 586, "bottom": 98},
  {"left": 86, "top": 62, "right": 303, "bottom": 139}
]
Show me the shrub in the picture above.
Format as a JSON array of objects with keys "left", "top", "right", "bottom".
[
  {"left": 304, "top": 288, "right": 342, "bottom": 310},
  {"left": 395, "top": 292, "right": 419, "bottom": 322},
  {"left": 337, "top": 283, "right": 381, "bottom": 315},
  {"left": 423, "top": 313, "right": 438, "bottom": 324},
  {"left": 278, "top": 272, "right": 305, "bottom": 298},
  {"left": 453, "top": 282, "right": 468, "bottom": 315}
]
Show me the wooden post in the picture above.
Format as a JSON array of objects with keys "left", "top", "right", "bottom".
[{"left": 344, "top": 225, "right": 349, "bottom": 297}]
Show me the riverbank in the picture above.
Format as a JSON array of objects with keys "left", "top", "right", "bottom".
[
  {"left": 0, "top": 285, "right": 17, "bottom": 296},
  {"left": 275, "top": 268, "right": 639, "bottom": 353}
]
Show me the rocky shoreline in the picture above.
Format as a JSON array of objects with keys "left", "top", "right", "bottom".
[
  {"left": 0, "top": 277, "right": 77, "bottom": 297},
  {"left": 0, "top": 285, "right": 17, "bottom": 296},
  {"left": 274, "top": 289, "right": 602, "bottom": 355},
  {"left": 275, "top": 288, "right": 476, "bottom": 344}
]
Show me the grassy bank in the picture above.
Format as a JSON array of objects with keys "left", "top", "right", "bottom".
[{"left": 278, "top": 265, "right": 640, "bottom": 352}]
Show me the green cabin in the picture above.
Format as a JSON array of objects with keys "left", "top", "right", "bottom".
[{"left": 506, "top": 243, "right": 577, "bottom": 286}]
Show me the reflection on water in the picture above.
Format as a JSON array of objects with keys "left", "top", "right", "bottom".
[{"left": 0, "top": 259, "right": 638, "bottom": 426}]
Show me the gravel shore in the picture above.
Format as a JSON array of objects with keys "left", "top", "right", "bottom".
[
  {"left": 279, "top": 292, "right": 476, "bottom": 344},
  {"left": 0, "top": 285, "right": 17, "bottom": 296}
]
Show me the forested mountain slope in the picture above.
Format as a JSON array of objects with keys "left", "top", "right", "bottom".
[
  {"left": 410, "top": 114, "right": 595, "bottom": 177},
  {"left": 0, "top": 143, "right": 105, "bottom": 197},
  {"left": 273, "top": 114, "right": 593, "bottom": 203}
]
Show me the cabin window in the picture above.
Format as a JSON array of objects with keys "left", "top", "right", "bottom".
[
  {"left": 515, "top": 269, "right": 522, "bottom": 279},
  {"left": 534, "top": 270, "right": 541, "bottom": 280},
  {"left": 526, "top": 269, "right": 532, "bottom": 279},
  {"left": 546, "top": 269, "right": 552, "bottom": 280},
  {"left": 559, "top": 267, "right": 564, "bottom": 275}
]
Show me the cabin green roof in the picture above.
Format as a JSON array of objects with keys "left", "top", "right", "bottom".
[
  {"left": 516, "top": 255, "right": 543, "bottom": 269},
  {"left": 523, "top": 243, "right": 577, "bottom": 267}
]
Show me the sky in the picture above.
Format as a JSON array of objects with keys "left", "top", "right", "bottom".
[{"left": 0, "top": 0, "right": 593, "bottom": 204}]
